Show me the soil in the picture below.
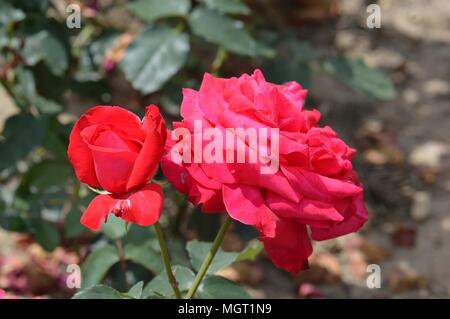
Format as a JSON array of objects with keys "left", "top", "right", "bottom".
[{"left": 255, "top": 0, "right": 450, "bottom": 298}]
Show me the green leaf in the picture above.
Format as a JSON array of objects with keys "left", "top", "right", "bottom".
[
  {"left": 76, "top": 32, "right": 119, "bottom": 82},
  {"left": 15, "top": 68, "right": 36, "bottom": 99},
  {"left": 128, "top": 0, "right": 191, "bottom": 22},
  {"left": 73, "top": 285, "right": 128, "bottom": 299},
  {"left": 236, "top": 240, "right": 264, "bottom": 262},
  {"left": 102, "top": 214, "right": 127, "bottom": 240},
  {"left": 188, "top": 7, "right": 258, "bottom": 56},
  {"left": 64, "top": 206, "right": 86, "bottom": 239},
  {"left": 0, "top": 113, "right": 47, "bottom": 171},
  {"left": 82, "top": 245, "right": 119, "bottom": 288},
  {"left": 25, "top": 161, "right": 72, "bottom": 191},
  {"left": 127, "top": 281, "right": 144, "bottom": 299},
  {"left": 12, "top": 68, "right": 62, "bottom": 113},
  {"left": 264, "top": 59, "right": 311, "bottom": 89},
  {"left": 11, "top": 0, "right": 51, "bottom": 13},
  {"left": 124, "top": 241, "right": 163, "bottom": 274},
  {"left": 0, "top": 2, "right": 25, "bottom": 25},
  {"left": 31, "top": 96, "right": 63, "bottom": 114},
  {"left": 122, "top": 224, "right": 156, "bottom": 245},
  {"left": 34, "top": 220, "right": 60, "bottom": 252},
  {"left": 197, "top": 275, "right": 251, "bottom": 299},
  {"left": 287, "top": 41, "right": 320, "bottom": 62},
  {"left": 199, "top": 0, "right": 250, "bottom": 15},
  {"left": 323, "top": 55, "right": 397, "bottom": 101},
  {"left": 120, "top": 26, "right": 189, "bottom": 94},
  {"left": 187, "top": 240, "right": 239, "bottom": 274},
  {"left": 22, "top": 30, "right": 68, "bottom": 76},
  {"left": 142, "top": 266, "right": 195, "bottom": 298},
  {"left": 0, "top": 204, "right": 27, "bottom": 232}
]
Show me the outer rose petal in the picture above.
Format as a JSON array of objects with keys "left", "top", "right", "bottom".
[
  {"left": 311, "top": 192, "right": 368, "bottom": 240},
  {"left": 121, "top": 183, "right": 164, "bottom": 226},
  {"left": 281, "top": 166, "right": 362, "bottom": 202},
  {"left": 161, "top": 155, "right": 194, "bottom": 194},
  {"left": 68, "top": 119, "right": 101, "bottom": 188},
  {"left": 68, "top": 106, "right": 144, "bottom": 189},
  {"left": 80, "top": 184, "right": 164, "bottom": 230},
  {"left": 180, "top": 88, "right": 205, "bottom": 121},
  {"left": 266, "top": 192, "right": 344, "bottom": 228},
  {"left": 222, "top": 184, "right": 277, "bottom": 238},
  {"left": 189, "top": 184, "right": 226, "bottom": 213},
  {"left": 79, "top": 106, "right": 144, "bottom": 140},
  {"left": 260, "top": 219, "right": 312, "bottom": 273},
  {"left": 81, "top": 194, "right": 119, "bottom": 230},
  {"left": 127, "top": 105, "right": 166, "bottom": 191},
  {"left": 88, "top": 143, "right": 137, "bottom": 193}
]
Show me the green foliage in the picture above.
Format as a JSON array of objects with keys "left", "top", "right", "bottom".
[
  {"left": 197, "top": 275, "right": 251, "bottom": 299},
  {"left": 128, "top": 0, "right": 191, "bottom": 22},
  {"left": 124, "top": 241, "right": 164, "bottom": 274},
  {"left": 34, "top": 220, "right": 60, "bottom": 251},
  {"left": 187, "top": 240, "right": 239, "bottom": 274},
  {"left": 22, "top": 30, "right": 68, "bottom": 76},
  {"left": 22, "top": 160, "right": 72, "bottom": 191},
  {"left": 0, "top": 2, "right": 25, "bottom": 25},
  {"left": 236, "top": 240, "right": 264, "bottom": 262},
  {"left": 142, "top": 266, "right": 195, "bottom": 298},
  {"left": 188, "top": 7, "right": 260, "bottom": 56},
  {"left": 0, "top": 113, "right": 47, "bottom": 171},
  {"left": 102, "top": 214, "right": 127, "bottom": 240},
  {"left": 81, "top": 245, "right": 120, "bottom": 289},
  {"left": 187, "top": 239, "right": 264, "bottom": 274},
  {"left": 127, "top": 281, "right": 144, "bottom": 299},
  {"left": 73, "top": 285, "right": 130, "bottom": 299},
  {"left": 323, "top": 55, "right": 397, "bottom": 100},
  {"left": 64, "top": 206, "right": 86, "bottom": 239},
  {"left": 264, "top": 60, "right": 311, "bottom": 89},
  {"left": 198, "top": 0, "right": 250, "bottom": 15},
  {"left": 120, "top": 26, "right": 189, "bottom": 94}
]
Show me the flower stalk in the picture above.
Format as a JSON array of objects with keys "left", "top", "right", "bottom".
[
  {"left": 186, "top": 216, "right": 232, "bottom": 299},
  {"left": 154, "top": 221, "right": 182, "bottom": 299}
]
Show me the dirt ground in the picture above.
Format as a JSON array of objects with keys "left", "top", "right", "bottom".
[{"left": 255, "top": 0, "right": 450, "bottom": 298}]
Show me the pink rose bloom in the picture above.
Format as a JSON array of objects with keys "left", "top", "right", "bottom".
[{"left": 162, "top": 69, "right": 368, "bottom": 272}]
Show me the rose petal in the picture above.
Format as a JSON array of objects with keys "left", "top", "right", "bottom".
[
  {"left": 281, "top": 166, "right": 362, "bottom": 202},
  {"left": 127, "top": 105, "right": 166, "bottom": 191},
  {"left": 222, "top": 184, "right": 277, "bottom": 238},
  {"left": 260, "top": 219, "right": 312, "bottom": 273},
  {"left": 121, "top": 183, "right": 164, "bottom": 226},
  {"left": 161, "top": 155, "right": 194, "bottom": 194},
  {"left": 311, "top": 192, "right": 368, "bottom": 240},
  {"left": 81, "top": 194, "right": 118, "bottom": 230},
  {"left": 88, "top": 142, "right": 137, "bottom": 193},
  {"left": 266, "top": 192, "right": 344, "bottom": 228}
]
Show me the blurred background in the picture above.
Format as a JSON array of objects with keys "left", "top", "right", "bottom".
[{"left": 0, "top": 0, "right": 449, "bottom": 298}]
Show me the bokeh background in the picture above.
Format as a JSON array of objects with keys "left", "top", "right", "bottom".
[{"left": 0, "top": 0, "right": 449, "bottom": 298}]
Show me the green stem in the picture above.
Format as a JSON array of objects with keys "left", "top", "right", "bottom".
[
  {"left": 114, "top": 239, "right": 129, "bottom": 290},
  {"left": 186, "top": 217, "right": 232, "bottom": 299},
  {"left": 154, "top": 222, "right": 182, "bottom": 299}
]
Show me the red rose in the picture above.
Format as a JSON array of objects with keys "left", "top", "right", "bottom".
[
  {"left": 68, "top": 105, "right": 166, "bottom": 230},
  {"left": 162, "top": 70, "right": 368, "bottom": 272}
]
